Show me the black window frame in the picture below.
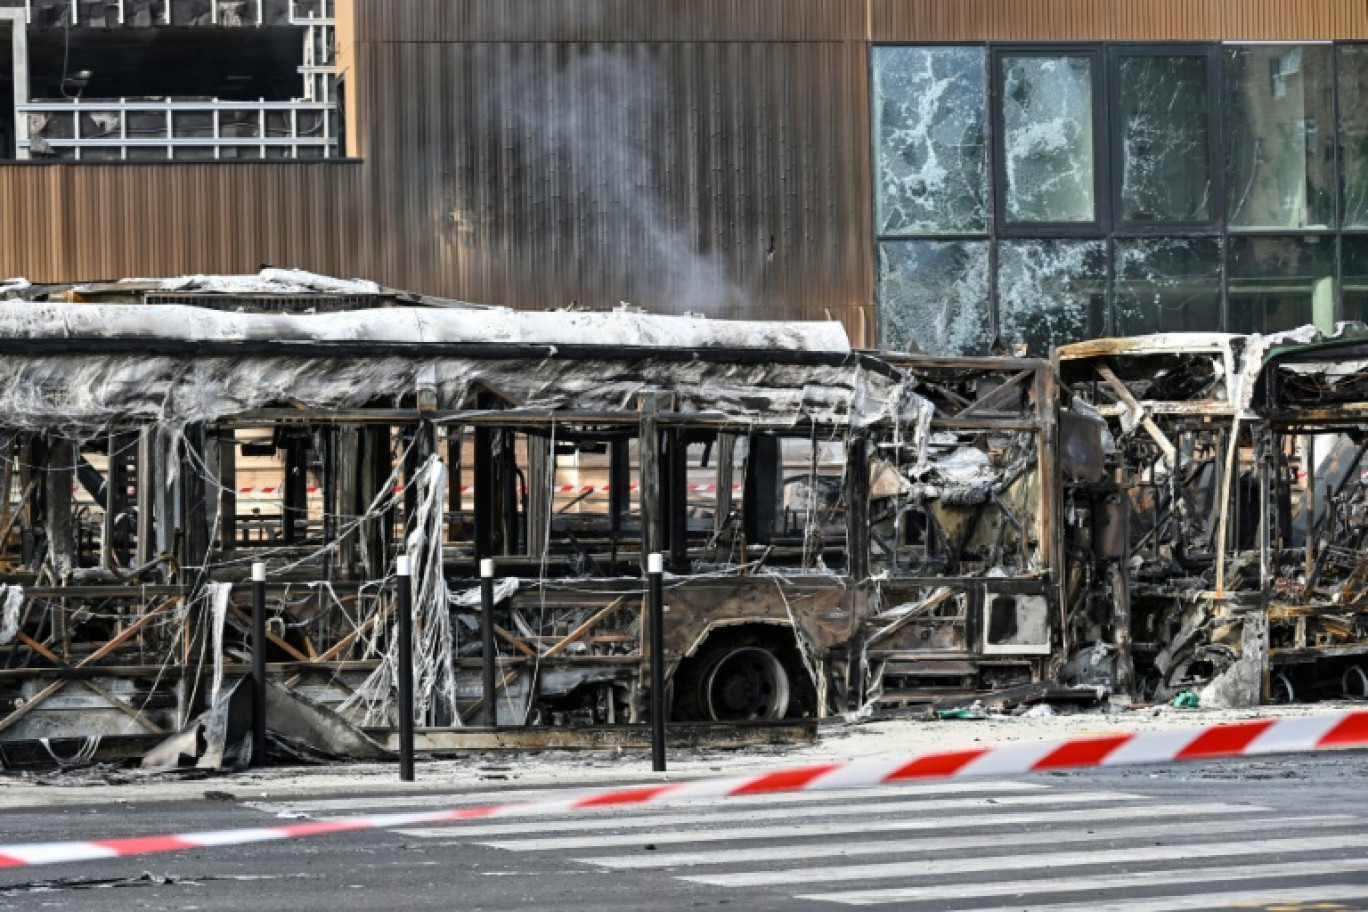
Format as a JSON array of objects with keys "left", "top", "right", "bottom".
[
  {"left": 1108, "top": 43, "right": 1224, "bottom": 236},
  {"left": 872, "top": 40, "right": 1368, "bottom": 355},
  {"left": 990, "top": 45, "right": 1110, "bottom": 239}
]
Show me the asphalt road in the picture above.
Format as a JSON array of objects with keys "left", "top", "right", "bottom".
[{"left": 1, "top": 752, "right": 1367, "bottom": 911}]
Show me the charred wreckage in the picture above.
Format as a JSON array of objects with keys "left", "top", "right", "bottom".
[{"left": 0, "top": 271, "right": 1362, "bottom": 766}]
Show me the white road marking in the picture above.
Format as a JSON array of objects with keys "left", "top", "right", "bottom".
[
  {"left": 796, "top": 855, "right": 1368, "bottom": 906},
  {"left": 456, "top": 801, "right": 1249, "bottom": 851},
  {"left": 585, "top": 812, "right": 1333, "bottom": 870},
  {"left": 255, "top": 779, "right": 1044, "bottom": 815},
  {"left": 396, "top": 790, "right": 1139, "bottom": 843},
  {"left": 945, "top": 884, "right": 1368, "bottom": 912},
  {"left": 681, "top": 832, "right": 1368, "bottom": 887}
]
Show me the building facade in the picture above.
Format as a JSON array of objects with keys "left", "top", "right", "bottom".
[{"left": 4, "top": 1, "right": 1368, "bottom": 352}]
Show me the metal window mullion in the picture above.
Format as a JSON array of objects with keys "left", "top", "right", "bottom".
[
  {"left": 1333, "top": 44, "right": 1345, "bottom": 321},
  {"left": 71, "top": 99, "right": 79, "bottom": 161},
  {"left": 1100, "top": 47, "right": 1116, "bottom": 337},
  {"left": 986, "top": 44, "right": 1001, "bottom": 350},
  {"left": 119, "top": 96, "right": 127, "bottom": 160}
]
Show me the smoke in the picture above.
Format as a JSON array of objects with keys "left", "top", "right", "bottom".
[{"left": 490, "top": 46, "right": 742, "bottom": 315}]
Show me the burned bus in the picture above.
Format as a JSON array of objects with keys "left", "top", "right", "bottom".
[{"left": 0, "top": 272, "right": 1068, "bottom": 759}]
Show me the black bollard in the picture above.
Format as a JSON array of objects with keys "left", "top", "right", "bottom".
[
  {"left": 397, "top": 555, "right": 415, "bottom": 781},
  {"left": 480, "top": 558, "right": 497, "bottom": 728},
  {"left": 251, "top": 562, "right": 267, "bottom": 766},
  {"left": 648, "top": 552, "right": 666, "bottom": 772}
]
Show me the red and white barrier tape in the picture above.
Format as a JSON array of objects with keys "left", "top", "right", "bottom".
[{"left": 2, "top": 711, "right": 1365, "bottom": 869}]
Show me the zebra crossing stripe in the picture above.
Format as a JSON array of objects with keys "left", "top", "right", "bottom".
[
  {"left": 796, "top": 856, "right": 1368, "bottom": 907},
  {"left": 405, "top": 791, "right": 1137, "bottom": 844},
  {"left": 678, "top": 832, "right": 1368, "bottom": 887},
  {"left": 946, "top": 884, "right": 1368, "bottom": 912},
  {"left": 579, "top": 812, "right": 1322, "bottom": 870},
  {"left": 407, "top": 801, "right": 1244, "bottom": 849},
  {"left": 0, "top": 709, "right": 1364, "bottom": 869}
]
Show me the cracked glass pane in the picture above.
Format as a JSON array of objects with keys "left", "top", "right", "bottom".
[
  {"left": 999, "top": 240, "right": 1106, "bottom": 355},
  {"left": 1117, "top": 55, "right": 1212, "bottom": 223},
  {"left": 1000, "top": 55, "right": 1096, "bottom": 224},
  {"left": 878, "top": 241, "right": 991, "bottom": 355},
  {"left": 1225, "top": 45, "right": 1334, "bottom": 230},
  {"left": 873, "top": 47, "right": 988, "bottom": 235},
  {"left": 1340, "top": 236, "right": 1368, "bottom": 322},
  {"left": 1227, "top": 235, "right": 1334, "bottom": 333},
  {"left": 1114, "top": 237, "right": 1223, "bottom": 335},
  {"left": 1339, "top": 47, "right": 1368, "bottom": 228}
]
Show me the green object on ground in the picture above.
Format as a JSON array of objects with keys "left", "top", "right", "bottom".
[
  {"left": 1172, "top": 691, "right": 1200, "bottom": 709},
  {"left": 936, "top": 707, "right": 988, "bottom": 720}
]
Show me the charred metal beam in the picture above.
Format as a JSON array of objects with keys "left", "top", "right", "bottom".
[
  {"left": 335, "top": 426, "right": 360, "bottom": 579},
  {"left": 282, "top": 432, "right": 309, "bottom": 546},
  {"left": 361, "top": 425, "right": 392, "bottom": 579},
  {"left": 447, "top": 426, "right": 463, "bottom": 540},
  {"left": 473, "top": 425, "right": 496, "bottom": 563},
  {"left": 666, "top": 430, "right": 689, "bottom": 574},
  {"left": 638, "top": 394, "right": 663, "bottom": 570},
  {"left": 0, "top": 337, "right": 899, "bottom": 378},
  {"left": 180, "top": 424, "right": 211, "bottom": 578},
  {"left": 216, "top": 429, "right": 236, "bottom": 557},
  {"left": 44, "top": 437, "right": 75, "bottom": 576},
  {"left": 742, "top": 433, "right": 781, "bottom": 547},
  {"left": 498, "top": 431, "right": 519, "bottom": 556},
  {"left": 844, "top": 435, "right": 870, "bottom": 581},
  {"left": 609, "top": 438, "right": 630, "bottom": 538}
]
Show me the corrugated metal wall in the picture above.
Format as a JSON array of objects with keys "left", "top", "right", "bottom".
[
  {"left": 348, "top": 36, "right": 872, "bottom": 328},
  {"left": 872, "top": 0, "right": 1368, "bottom": 41},
  {"left": 353, "top": 0, "right": 866, "bottom": 42},
  {"left": 0, "top": 163, "right": 360, "bottom": 281},
  {"left": 0, "top": 0, "right": 876, "bottom": 341}
]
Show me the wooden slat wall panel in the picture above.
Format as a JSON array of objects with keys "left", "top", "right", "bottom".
[{"left": 873, "top": 0, "right": 1368, "bottom": 42}]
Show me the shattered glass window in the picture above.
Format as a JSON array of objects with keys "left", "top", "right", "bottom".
[
  {"left": 1341, "top": 236, "right": 1368, "bottom": 323},
  {"left": 1116, "top": 55, "right": 1212, "bottom": 223},
  {"left": 1114, "top": 237, "right": 1223, "bottom": 335},
  {"left": 998, "top": 240, "right": 1106, "bottom": 354},
  {"left": 1339, "top": 47, "right": 1368, "bottom": 228},
  {"left": 878, "top": 241, "right": 992, "bottom": 355},
  {"left": 999, "top": 55, "right": 1096, "bottom": 224},
  {"left": 1225, "top": 45, "right": 1334, "bottom": 230},
  {"left": 1227, "top": 235, "right": 1335, "bottom": 333},
  {"left": 873, "top": 47, "right": 988, "bottom": 235}
]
